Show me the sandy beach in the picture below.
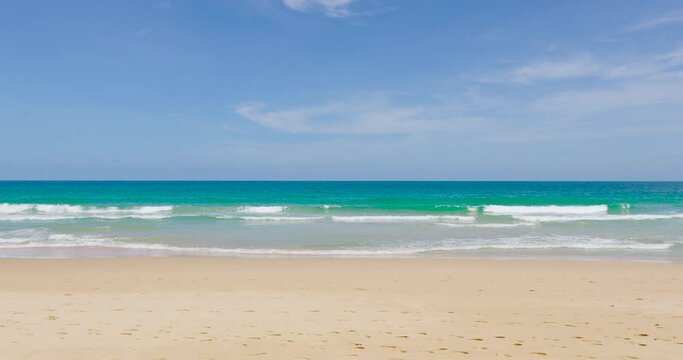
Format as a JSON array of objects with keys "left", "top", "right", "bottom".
[{"left": 0, "top": 258, "right": 682, "bottom": 359}]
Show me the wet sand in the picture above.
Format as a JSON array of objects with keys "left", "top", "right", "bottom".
[{"left": 0, "top": 258, "right": 682, "bottom": 359}]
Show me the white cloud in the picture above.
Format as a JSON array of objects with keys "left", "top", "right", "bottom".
[
  {"left": 234, "top": 45, "right": 683, "bottom": 147},
  {"left": 532, "top": 77, "right": 683, "bottom": 115},
  {"left": 507, "top": 55, "right": 600, "bottom": 83},
  {"left": 499, "top": 49, "right": 683, "bottom": 117},
  {"left": 601, "top": 49, "right": 683, "bottom": 78},
  {"left": 282, "top": 0, "right": 356, "bottom": 18},
  {"left": 625, "top": 12, "right": 683, "bottom": 32},
  {"left": 235, "top": 95, "right": 486, "bottom": 135},
  {"left": 500, "top": 48, "right": 683, "bottom": 83}
]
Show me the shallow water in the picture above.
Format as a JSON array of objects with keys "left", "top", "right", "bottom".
[{"left": 1, "top": 181, "right": 682, "bottom": 260}]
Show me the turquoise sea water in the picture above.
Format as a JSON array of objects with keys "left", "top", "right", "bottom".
[{"left": 1, "top": 181, "right": 682, "bottom": 260}]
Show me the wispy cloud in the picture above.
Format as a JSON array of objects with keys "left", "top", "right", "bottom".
[
  {"left": 504, "top": 50, "right": 683, "bottom": 117},
  {"left": 625, "top": 11, "right": 683, "bottom": 32},
  {"left": 532, "top": 76, "right": 683, "bottom": 115},
  {"left": 236, "top": 48, "right": 683, "bottom": 137},
  {"left": 497, "top": 48, "right": 683, "bottom": 83},
  {"left": 235, "top": 94, "right": 486, "bottom": 135},
  {"left": 506, "top": 54, "right": 600, "bottom": 83},
  {"left": 282, "top": 0, "right": 357, "bottom": 18}
]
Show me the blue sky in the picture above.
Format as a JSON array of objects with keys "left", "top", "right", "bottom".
[{"left": 1, "top": 0, "right": 682, "bottom": 180}]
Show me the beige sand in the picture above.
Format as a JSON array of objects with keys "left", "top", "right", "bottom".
[{"left": 0, "top": 258, "right": 682, "bottom": 359}]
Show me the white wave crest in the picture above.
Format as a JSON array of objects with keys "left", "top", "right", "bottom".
[
  {"left": 236, "top": 206, "right": 286, "bottom": 214},
  {"left": 436, "top": 222, "right": 536, "bottom": 228},
  {"left": 513, "top": 213, "right": 683, "bottom": 223},
  {"left": 0, "top": 204, "right": 34, "bottom": 213},
  {"left": 0, "top": 203, "right": 174, "bottom": 221},
  {"left": 484, "top": 205, "right": 608, "bottom": 215},
  {"left": 0, "top": 228, "right": 50, "bottom": 244},
  {"left": 33, "top": 204, "right": 105, "bottom": 213},
  {"left": 0, "top": 214, "right": 172, "bottom": 221},
  {"left": 0, "top": 237, "right": 673, "bottom": 257},
  {"left": 331, "top": 215, "right": 475, "bottom": 223},
  {"left": 0, "top": 228, "right": 674, "bottom": 258},
  {"left": 0, "top": 242, "right": 426, "bottom": 257},
  {"left": 239, "top": 216, "right": 324, "bottom": 222},
  {"left": 128, "top": 206, "right": 173, "bottom": 214},
  {"left": 0, "top": 229, "right": 123, "bottom": 247},
  {"left": 434, "top": 236, "right": 673, "bottom": 251}
]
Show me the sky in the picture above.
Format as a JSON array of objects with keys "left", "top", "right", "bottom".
[{"left": 1, "top": 0, "right": 682, "bottom": 180}]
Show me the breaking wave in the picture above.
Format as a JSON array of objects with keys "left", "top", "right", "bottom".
[
  {"left": 238, "top": 216, "right": 324, "bottom": 222},
  {"left": 436, "top": 222, "right": 536, "bottom": 228},
  {"left": 513, "top": 214, "right": 683, "bottom": 223},
  {"left": 0, "top": 231, "right": 674, "bottom": 258},
  {"left": 0, "top": 203, "right": 173, "bottom": 221},
  {"left": 331, "top": 215, "right": 475, "bottom": 223},
  {"left": 483, "top": 205, "right": 609, "bottom": 215},
  {"left": 236, "top": 206, "right": 287, "bottom": 214},
  {"left": 433, "top": 236, "right": 674, "bottom": 251}
]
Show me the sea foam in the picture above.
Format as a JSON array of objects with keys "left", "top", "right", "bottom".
[
  {"left": 483, "top": 205, "right": 608, "bottom": 215},
  {"left": 0, "top": 203, "right": 173, "bottom": 221},
  {"left": 331, "top": 215, "right": 475, "bottom": 223},
  {"left": 236, "top": 206, "right": 287, "bottom": 214},
  {"left": 436, "top": 222, "right": 536, "bottom": 228},
  {"left": 0, "top": 204, "right": 34, "bottom": 213},
  {"left": 434, "top": 236, "right": 674, "bottom": 251},
  {"left": 513, "top": 213, "right": 683, "bottom": 223},
  {"left": 238, "top": 216, "right": 324, "bottom": 222},
  {"left": 0, "top": 235, "right": 673, "bottom": 257}
]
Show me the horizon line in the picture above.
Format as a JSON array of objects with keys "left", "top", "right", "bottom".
[{"left": 0, "top": 180, "right": 682, "bottom": 183}]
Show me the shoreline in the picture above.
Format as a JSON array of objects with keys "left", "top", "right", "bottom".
[
  {"left": 1, "top": 258, "right": 682, "bottom": 359},
  {"left": 1, "top": 250, "right": 681, "bottom": 263}
]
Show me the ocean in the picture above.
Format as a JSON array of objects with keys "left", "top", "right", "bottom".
[{"left": 1, "top": 181, "right": 682, "bottom": 260}]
